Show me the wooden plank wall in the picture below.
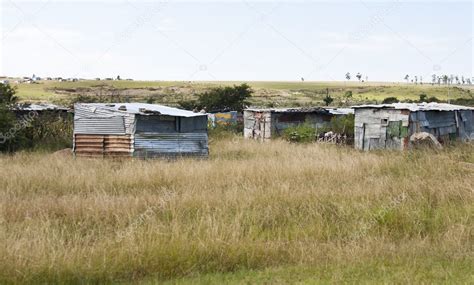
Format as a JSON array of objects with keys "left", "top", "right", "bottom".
[{"left": 74, "top": 134, "right": 133, "bottom": 158}]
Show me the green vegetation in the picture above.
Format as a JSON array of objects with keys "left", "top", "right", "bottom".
[
  {"left": 0, "top": 84, "right": 72, "bottom": 152},
  {"left": 179, "top": 83, "right": 252, "bottom": 112},
  {"left": 283, "top": 123, "right": 316, "bottom": 143},
  {"left": 10, "top": 80, "right": 474, "bottom": 107},
  {"left": 382, "top": 96, "right": 399, "bottom": 104},
  {"left": 0, "top": 83, "right": 19, "bottom": 151}
]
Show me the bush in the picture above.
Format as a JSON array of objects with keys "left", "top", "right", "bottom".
[
  {"left": 426, "top": 96, "right": 441, "bottom": 103},
  {"left": 329, "top": 114, "right": 355, "bottom": 136},
  {"left": 382, "top": 97, "right": 399, "bottom": 104},
  {"left": 179, "top": 84, "right": 252, "bottom": 112},
  {"left": 323, "top": 94, "right": 333, "bottom": 106},
  {"left": 208, "top": 123, "right": 242, "bottom": 141},
  {"left": 0, "top": 83, "right": 72, "bottom": 152},
  {"left": 283, "top": 123, "right": 316, "bottom": 143},
  {"left": 0, "top": 84, "right": 20, "bottom": 152}
]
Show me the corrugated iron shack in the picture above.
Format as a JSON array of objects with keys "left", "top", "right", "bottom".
[
  {"left": 244, "top": 107, "right": 353, "bottom": 141},
  {"left": 353, "top": 102, "right": 474, "bottom": 151},
  {"left": 74, "top": 103, "right": 208, "bottom": 158}
]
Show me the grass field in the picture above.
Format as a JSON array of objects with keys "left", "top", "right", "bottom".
[
  {"left": 10, "top": 79, "right": 474, "bottom": 107},
  {"left": 0, "top": 137, "right": 472, "bottom": 284}
]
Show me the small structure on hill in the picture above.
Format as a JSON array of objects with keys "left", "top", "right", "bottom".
[
  {"left": 353, "top": 102, "right": 474, "bottom": 151},
  {"left": 243, "top": 107, "right": 353, "bottom": 141},
  {"left": 73, "top": 103, "right": 208, "bottom": 158}
]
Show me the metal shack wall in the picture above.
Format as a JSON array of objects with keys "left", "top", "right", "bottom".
[
  {"left": 458, "top": 110, "right": 474, "bottom": 141},
  {"left": 73, "top": 105, "right": 135, "bottom": 157},
  {"left": 354, "top": 108, "right": 410, "bottom": 151},
  {"left": 410, "top": 110, "right": 474, "bottom": 142},
  {"left": 133, "top": 115, "right": 209, "bottom": 158}
]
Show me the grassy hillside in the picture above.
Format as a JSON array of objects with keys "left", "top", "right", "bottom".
[
  {"left": 11, "top": 80, "right": 474, "bottom": 107},
  {"left": 0, "top": 137, "right": 472, "bottom": 284}
]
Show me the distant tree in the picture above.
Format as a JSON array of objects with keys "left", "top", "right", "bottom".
[
  {"left": 301, "top": 77, "right": 304, "bottom": 82},
  {"left": 404, "top": 74, "right": 409, "bottom": 83},
  {"left": 442, "top": 75, "right": 448, "bottom": 85},
  {"left": 356, "top": 72, "right": 362, "bottom": 82},
  {"left": 381, "top": 97, "right": 399, "bottom": 104},
  {"left": 461, "top": 76, "right": 465, "bottom": 84},
  {"left": 323, "top": 88, "right": 333, "bottom": 106},
  {"left": 431, "top": 74, "right": 437, "bottom": 85},
  {"left": 420, "top": 76, "right": 423, "bottom": 84},
  {"left": 116, "top": 75, "right": 121, "bottom": 80},
  {"left": 0, "top": 83, "right": 17, "bottom": 105},
  {"left": 345, "top": 72, "right": 351, "bottom": 81},
  {"left": 467, "top": 78, "right": 472, "bottom": 85},
  {"left": 419, "top": 94, "right": 427, "bottom": 102},
  {"left": 426, "top": 96, "right": 441, "bottom": 103},
  {"left": 179, "top": 83, "right": 252, "bottom": 112},
  {"left": 455, "top": 75, "right": 460, "bottom": 85},
  {"left": 414, "top": 76, "right": 418, "bottom": 84},
  {"left": 323, "top": 94, "right": 333, "bottom": 106}
]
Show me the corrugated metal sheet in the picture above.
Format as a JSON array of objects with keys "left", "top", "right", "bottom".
[
  {"left": 134, "top": 133, "right": 208, "bottom": 157},
  {"left": 353, "top": 102, "right": 474, "bottom": 112},
  {"left": 356, "top": 107, "right": 473, "bottom": 151},
  {"left": 14, "top": 103, "right": 69, "bottom": 111},
  {"left": 74, "top": 103, "right": 209, "bottom": 158},
  {"left": 76, "top": 103, "right": 206, "bottom": 117},
  {"left": 74, "top": 117, "right": 126, "bottom": 134}
]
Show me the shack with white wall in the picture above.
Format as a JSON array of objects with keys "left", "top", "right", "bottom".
[{"left": 353, "top": 103, "right": 474, "bottom": 151}]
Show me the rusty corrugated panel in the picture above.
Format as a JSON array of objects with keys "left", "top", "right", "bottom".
[
  {"left": 134, "top": 133, "right": 208, "bottom": 158},
  {"left": 74, "top": 134, "right": 132, "bottom": 158}
]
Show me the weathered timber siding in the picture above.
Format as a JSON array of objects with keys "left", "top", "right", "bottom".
[
  {"left": 74, "top": 134, "right": 133, "bottom": 158},
  {"left": 354, "top": 109, "right": 410, "bottom": 151},
  {"left": 243, "top": 111, "right": 272, "bottom": 141}
]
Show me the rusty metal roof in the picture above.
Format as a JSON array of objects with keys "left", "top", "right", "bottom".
[
  {"left": 76, "top": 103, "right": 205, "bottom": 117},
  {"left": 352, "top": 102, "right": 474, "bottom": 112}
]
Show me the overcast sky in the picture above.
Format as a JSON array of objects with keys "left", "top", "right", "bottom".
[{"left": 1, "top": 0, "right": 472, "bottom": 82}]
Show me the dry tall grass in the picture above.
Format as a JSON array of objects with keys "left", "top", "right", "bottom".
[{"left": 0, "top": 137, "right": 473, "bottom": 283}]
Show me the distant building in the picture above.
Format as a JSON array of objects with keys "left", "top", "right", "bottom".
[
  {"left": 244, "top": 107, "right": 353, "bottom": 141},
  {"left": 353, "top": 103, "right": 474, "bottom": 150},
  {"left": 73, "top": 103, "right": 209, "bottom": 158}
]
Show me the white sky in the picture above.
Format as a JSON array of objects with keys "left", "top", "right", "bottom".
[{"left": 1, "top": 0, "right": 473, "bottom": 82}]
